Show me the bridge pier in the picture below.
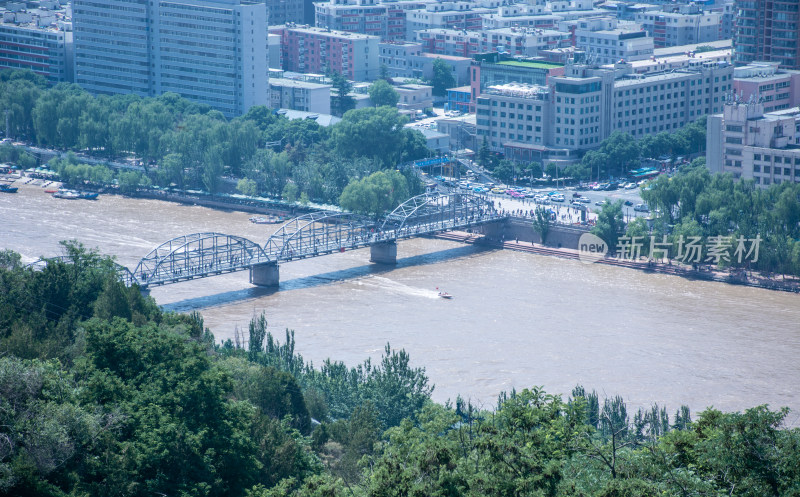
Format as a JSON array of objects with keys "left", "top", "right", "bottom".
[
  {"left": 250, "top": 262, "right": 280, "bottom": 287},
  {"left": 370, "top": 241, "right": 397, "bottom": 265}
]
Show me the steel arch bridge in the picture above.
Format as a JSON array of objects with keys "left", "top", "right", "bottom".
[
  {"left": 31, "top": 193, "right": 505, "bottom": 288},
  {"left": 132, "top": 233, "right": 270, "bottom": 287},
  {"left": 263, "top": 211, "right": 375, "bottom": 261}
]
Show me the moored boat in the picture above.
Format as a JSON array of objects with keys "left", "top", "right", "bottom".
[
  {"left": 52, "top": 189, "right": 80, "bottom": 199},
  {"left": 0, "top": 183, "right": 18, "bottom": 193},
  {"left": 249, "top": 215, "right": 286, "bottom": 224}
]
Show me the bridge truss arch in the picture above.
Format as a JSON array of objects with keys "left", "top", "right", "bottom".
[
  {"left": 25, "top": 256, "right": 139, "bottom": 287},
  {"left": 263, "top": 211, "right": 376, "bottom": 261},
  {"left": 133, "top": 232, "right": 269, "bottom": 287},
  {"left": 379, "top": 192, "right": 497, "bottom": 236}
]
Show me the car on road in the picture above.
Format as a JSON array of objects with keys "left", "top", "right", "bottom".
[
  {"left": 633, "top": 203, "right": 650, "bottom": 212},
  {"left": 595, "top": 199, "right": 608, "bottom": 206},
  {"left": 570, "top": 201, "right": 584, "bottom": 209},
  {"left": 577, "top": 196, "right": 591, "bottom": 203},
  {"left": 551, "top": 194, "right": 565, "bottom": 202},
  {"left": 624, "top": 182, "right": 638, "bottom": 189},
  {"left": 624, "top": 200, "right": 634, "bottom": 206},
  {"left": 491, "top": 187, "right": 506, "bottom": 194}
]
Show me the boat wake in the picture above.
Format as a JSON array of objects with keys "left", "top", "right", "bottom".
[{"left": 358, "top": 276, "right": 439, "bottom": 299}]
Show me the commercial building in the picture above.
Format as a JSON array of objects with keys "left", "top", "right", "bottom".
[
  {"left": 734, "top": 0, "right": 800, "bottom": 70},
  {"left": 0, "top": 7, "right": 73, "bottom": 83},
  {"left": 475, "top": 60, "right": 733, "bottom": 162},
  {"left": 269, "top": 77, "right": 332, "bottom": 114},
  {"left": 732, "top": 61, "right": 800, "bottom": 112},
  {"left": 72, "top": 0, "right": 269, "bottom": 117},
  {"left": 446, "top": 85, "right": 472, "bottom": 113},
  {"left": 707, "top": 101, "right": 800, "bottom": 186},
  {"left": 635, "top": 5, "right": 724, "bottom": 48},
  {"left": 271, "top": 25, "right": 379, "bottom": 81},
  {"left": 575, "top": 17, "right": 654, "bottom": 65},
  {"left": 470, "top": 53, "right": 565, "bottom": 94}
]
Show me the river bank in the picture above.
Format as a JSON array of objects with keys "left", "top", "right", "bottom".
[
  {"left": 436, "top": 230, "right": 800, "bottom": 294},
  {"left": 10, "top": 174, "right": 799, "bottom": 294}
]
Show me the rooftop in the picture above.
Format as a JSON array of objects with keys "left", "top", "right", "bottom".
[
  {"left": 270, "top": 78, "right": 332, "bottom": 90},
  {"left": 496, "top": 60, "right": 564, "bottom": 69},
  {"left": 485, "top": 82, "right": 550, "bottom": 98},
  {"left": 278, "top": 24, "right": 379, "bottom": 40}
]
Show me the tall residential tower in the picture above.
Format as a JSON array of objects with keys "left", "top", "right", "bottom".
[{"left": 733, "top": 0, "right": 800, "bottom": 70}]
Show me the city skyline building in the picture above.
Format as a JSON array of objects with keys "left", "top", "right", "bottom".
[
  {"left": 270, "top": 24, "right": 379, "bottom": 81},
  {"left": 72, "top": 0, "right": 269, "bottom": 117},
  {"left": 0, "top": 5, "right": 73, "bottom": 83},
  {"left": 733, "top": 0, "right": 800, "bottom": 70},
  {"left": 707, "top": 100, "right": 800, "bottom": 186}
]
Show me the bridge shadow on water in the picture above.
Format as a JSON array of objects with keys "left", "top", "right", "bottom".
[{"left": 162, "top": 242, "right": 492, "bottom": 312}]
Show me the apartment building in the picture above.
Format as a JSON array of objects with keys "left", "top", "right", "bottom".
[
  {"left": 379, "top": 45, "right": 470, "bottom": 85},
  {"left": 575, "top": 17, "right": 654, "bottom": 65},
  {"left": 416, "top": 29, "right": 479, "bottom": 57},
  {"left": 378, "top": 41, "right": 422, "bottom": 78},
  {"left": 475, "top": 60, "right": 733, "bottom": 161},
  {"left": 404, "top": 2, "right": 493, "bottom": 40},
  {"left": 707, "top": 101, "right": 800, "bottom": 186},
  {"left": 271, "top": 25, "right": 379, "bottom": 81},
  {"left": 482, "top": 27, "right": 572, "bottom": 57},
  {"left": 416, "top": 27, "right": 570, "bottom": 59},
  {"left": 72, "top": 0, "right": 268, "bottom": 117},
  {"left": 733, "top": 61, "right": 800, "bottom": 112},
  {"left": 0, "top": 6, "right": 73, "bottom": 83},
  {"left": 314, "top": 0, "right": 431, "bottom": 41},
  {"left": 635, "top": 6, "right": 724, "bottom": 48},
  {"left": 269, "top": 77, "right": 332, "bottom": 114},
  {"left": 266, "top": 0, "right": 304, "bottom": 25},
  {"left": 734, "top": 0, "right": 800, "bottom": 70}
]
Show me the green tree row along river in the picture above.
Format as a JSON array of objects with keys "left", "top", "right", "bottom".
[{"left": 2, "top": 183, "right": 799, "bottom": 418}]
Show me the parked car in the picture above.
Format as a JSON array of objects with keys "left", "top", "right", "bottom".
[{"left": 634, "top": 203, "right": 650, "bottom": 212}]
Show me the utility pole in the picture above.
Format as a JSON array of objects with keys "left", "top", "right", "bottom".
[{"left": 4, "top": 109, "right": 9, "bottom": 140}]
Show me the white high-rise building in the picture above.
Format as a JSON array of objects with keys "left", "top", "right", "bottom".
[{"left": 73, "top": 0, "right": 269, "bottom": 117}]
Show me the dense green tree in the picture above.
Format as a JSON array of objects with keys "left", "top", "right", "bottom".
[
  {"left": 592, "top": 200, "right": 625, "bottom": 253},
  {"left": 430, "top": 58, "right": 456, "bottom": 97},
  {"left": 368, "top": 80, "right": 399, "bottom": 108},
  {"left": 532, "top": 206, "right": 552, "bottom": 245},
  {"left": 329, "top": 72, "right": 355, "bottom": 117},
  {"left": 338, "top": 170, "right": 410, "bottom": 217},
  {"left": 330, "top": 107, "right": 409, "bottom": 168}
]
